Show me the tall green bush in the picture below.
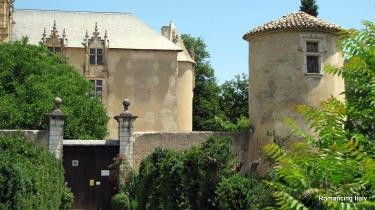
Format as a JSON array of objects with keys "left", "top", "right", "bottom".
[
  {"left": 0, "top": 133, "right": 66, "bottom": 209},
  {"left": 111, "top": 193, "right": 130, "bottom": 210},
  {"left": 0, "top": 39, "right": 108, "bottom": 139},
  {"left": 128, "top": 136, "right": 238, "bottom": 210},
  {"left": 215, "top": 174, "right": 272, "bottom": 210}
]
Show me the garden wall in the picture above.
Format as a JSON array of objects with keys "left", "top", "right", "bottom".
[
  {"left": 0, "top": 129, "right": 48, "bottom": 148},
  {"left": 133, "top": 131, "right": 250, "bottom": 168}
]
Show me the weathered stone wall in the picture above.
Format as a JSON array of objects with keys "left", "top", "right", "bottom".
[
  {"left": 0, "top": 0, "right": 12, "bottom": 42},
  {"left": 176, "top": 61, "right": 194, "bottom": 131},
  {"left": 65, "top": 48, "right": 180, "bottom": 138},
  {"left": 0, "top": 129, "right": 49, "bottom": 148},
  {"left": 133, "top": 131, "right": 250, "bottom": 169},
  {"left": 248, "top": 31, "right": 344, "bottom": 163}
]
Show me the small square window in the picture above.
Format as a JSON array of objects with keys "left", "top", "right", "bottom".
[
  {"left": 306, "top": 42, "right": 319, "bottom": 53},
  {"left": 54, "top": 47, "right": 61, "bottom": 53},
  {"left": 89, "top": 48, "right": 96, "bottom": 54},
  {"left": 307, "top": 56, "right": 320, "bottom": 73},
  {"left": 97, "top": 49, "right": 103, "bottom": 55}
]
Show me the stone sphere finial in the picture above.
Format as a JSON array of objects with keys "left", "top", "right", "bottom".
[
  {"left": 123, "top": 98, "right": 130, "bottom": 112},
  {"left": 54, "top": 97, "right": 62, "bottom": 111}
]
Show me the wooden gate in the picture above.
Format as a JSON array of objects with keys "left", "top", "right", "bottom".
[{"left": 63, "top": 145, "right": 119, "bottom": 210}]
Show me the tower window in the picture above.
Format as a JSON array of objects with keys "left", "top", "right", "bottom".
[
  {"left": 306, "top": 42, "right": 318, "bottom": 53},
  {"left": 306, "top": 56, "right": 320, "bottom": 73},
  {"left": 89, "top": 48, "right": 104, "bottom": 65},
  {"left": 305, "top": 41, "right": 321, "bottom": 74},
  {"left": 90, "top": 79, "right": 103, "bottom": 100}
]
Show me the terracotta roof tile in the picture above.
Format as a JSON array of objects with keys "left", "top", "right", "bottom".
[{"left": 243, "top": 12, "right": 342, "bottom": 40}]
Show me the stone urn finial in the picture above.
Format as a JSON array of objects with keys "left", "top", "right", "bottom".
[
  {"left": 54, "top": 97, "right": 62, "bottom": 112},
  {"left": 123, "top": 98, "right": 130, "bottom": 112}
]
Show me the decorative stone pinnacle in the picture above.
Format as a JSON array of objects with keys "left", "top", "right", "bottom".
[
  {"left": 54, "top": 97, "right": 62, "bottom": 111},
  {"left": 85, "top": 29, "right": 89, "bottom": 38},
  {"left": 93, "top": 23, "right": 100, "bottom": 37},
  {"left": 53, "top": 20, "right": 57, "bottom": 30},
  {"left": 123, "top": 98, "right": 130, "bottom": 113}
]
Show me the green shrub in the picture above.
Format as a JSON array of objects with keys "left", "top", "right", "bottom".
[
  {"left": 134, "top": 136, "right": 237, "bottom": 210},
  {"left": 60, "top": 184, "right": 74, "bottom": 210},
  {"left": 216, "top": 174, "right": 273, "bottom": 210},
  {"left": 0, "top": 133, "right": 65, "bottom": 209},
  {"left": 111, "top": 193, "right": 130, "bottom": 210},
  {"left": 0, "top": 39, "right": 108, "bottom": 139}
]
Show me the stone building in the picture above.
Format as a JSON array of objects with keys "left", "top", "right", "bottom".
[
  {"left": 243, "top": 12, "right": 345, "bottom": 162},
  {"left": 0, "top": 0, "right": 195, "bottom": 138}
]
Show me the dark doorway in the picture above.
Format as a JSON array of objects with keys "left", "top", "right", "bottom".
[{"left": 63, "top": 146, "right": 119, "bottom": 210}]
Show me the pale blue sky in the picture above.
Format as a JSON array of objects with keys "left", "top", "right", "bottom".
[{"left": 15, "top": 0, "right": 375, "bottom": 83}]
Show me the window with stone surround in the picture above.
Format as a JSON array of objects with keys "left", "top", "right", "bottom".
[
  {"left": 89, "top": 48, "right": 104, "bottom": 65},
  {"left": 90, "top": 79, "right": 103, "bottom": 100},
  {"left": 306, "top": 41, "right": 320, "bottom": 73},
  {"left": 42, "top": 21, "right": 67, "bottom": 56},
  {"left": 300, "top": 34, "right": 326, "bottom": 75},
  {"left": 48, "top": 46, "right": 62, "bottom": 54}
]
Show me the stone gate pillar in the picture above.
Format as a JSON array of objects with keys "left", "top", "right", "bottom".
[
  {"left": 114, "top": 99, "right": 137, "bottom": 167},
  {"left": 48, "top": 97, "right": 65, "bottom": 160}
]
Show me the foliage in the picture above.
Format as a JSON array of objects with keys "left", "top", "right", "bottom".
[
  {"left": 127, "top": 136, "right": 240, "bottom": 210},
  {"left": 329, "top": 21, "right": 375, "bottom": 141},
  {"left": 0, "top": 39, "right": 108, "bottom": 139},
  {"left": 219, "top": 73, "right": 248, "bottom": 124},
  {"left": 263, "top": 22, "right": 375, "bottom": 210},
  {"left": 182, "top": 136, "right": 236, "bottom": 210},
  {"left": 213, "top": 116, "right": 251, "bottom": 132},
  {"left": 136, "top": 148, "right": 184, "bottom": 210},
  {"left": 182, "top": 35, "right": 250, "bottom": 132},
  {"left": 300, "top": 0, "right": 318, "bottom": 17},
  {"left": 0, "top": 133, "right": 66, "bottom": 209},
  {"left": 60, "top": 184, "right": 74, "bottom": 210},
  {"left": 109, "top": 154, "right": 135, "bottom": 192},
  {"left": 111, "top": 193, "right": 130, "bottom": 210},
  {"left": 181, "top": 34, "right": 222, "bottom": 131},
  {"left": 215, "top": 174, "right": 273, "bottom": 210}
]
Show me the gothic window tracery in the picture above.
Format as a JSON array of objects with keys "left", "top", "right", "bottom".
[
  {"left": 82, "top": 23, "right": 108, "bottom": 66},
  {"left": 41, "top": 20, "right": 67, "bottom": 55}
]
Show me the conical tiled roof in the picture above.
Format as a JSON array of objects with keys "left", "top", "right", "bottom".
[{"left": 243, "top": 12, "right": 342, "bottom": 40}]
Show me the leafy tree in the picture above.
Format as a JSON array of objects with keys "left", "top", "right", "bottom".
[
  {"left": 182, "top": 35, "right": 251, "bottom": 131},
  {"left": 263, "top": 22, "right": 375, "bottom": 209},
  {"left": 219, "top": 73, "right": 248, "bottom": 123},
  {"left": 0, "top": 39, "right": 108, "bottom": 139},
  {"left": 300, "top": 0, "right": 319, "bottom": 17},
  {"left": 126, "top": 136, "right": 239, "bottom": 210},
  {"left": 335, "top": 21, "right": 375, "bottom": 141},
  {"left": 181, "top": 34, "right": 223, "bottom": 131},
  {"left": 216, "top": 73, "right": 251, "bottom": 132},
  {"left": 0, "top": 133, "right": 69, "bottom": 209}
]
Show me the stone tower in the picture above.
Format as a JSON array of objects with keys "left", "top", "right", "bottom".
[
  {"left": 162, "top": 22, "right": 195, "bottom": 131},
  {"left": 243, "top": 12, "right": 345, "bottom": 161},
  {"left": 0, "top": 0, "right": 13, "bottom": 42}
]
